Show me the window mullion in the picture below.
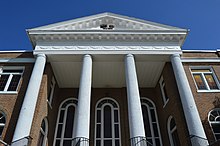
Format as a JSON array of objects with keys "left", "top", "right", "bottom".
[
  {"left": 4, "top": 74, "right": 13, "bottom": 91},
  {"left": 111, "top": 107, "right": 115, "bottom": 146},
  {"left": 60, "top": 107, "right": 68, "bottom": 146},
  {"left": 202, "top": 73, "right": 210, "bottom": 90}
]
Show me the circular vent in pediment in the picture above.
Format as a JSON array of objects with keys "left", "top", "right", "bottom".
[{"left": 100, "top": 24, "right": 115, "bottom": 30}]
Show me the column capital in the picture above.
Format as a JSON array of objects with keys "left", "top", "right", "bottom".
[
  {"left": 125, "top": 54, "right": 134, "bottom": 58},
  {"left": 84, "top": 54, "right": 92, "bottom": 58},
  {"left": 36, "top": 53, "right": 46, "bottom": 58},
  {"left": 170, "top": 54, "right": 181, "bottom": 59}
]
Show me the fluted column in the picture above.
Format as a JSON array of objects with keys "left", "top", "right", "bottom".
[
  {"left": 171, "top": 54, "right": 209, "bottom": 146},
  {"left": 125, "top": 54, "right": 146, "bottom": 145},
  {"left": 11, "top": 54, "right": 46, "bottom": 146},
  {"left": 73, "top": 54, "right": 92, "bottom": 145}
]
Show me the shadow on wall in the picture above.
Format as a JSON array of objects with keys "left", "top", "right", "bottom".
[{"left": 213, "top": 96, "right": 220, "bottom": 108}]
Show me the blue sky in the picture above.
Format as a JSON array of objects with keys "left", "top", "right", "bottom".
[{"left": 0, "top": 0, "right": 220, "bottom": 50}]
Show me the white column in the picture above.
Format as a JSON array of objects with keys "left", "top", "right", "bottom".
[
  {"left": 11, "top": 54, "right": 46, "bottom": 146},
  {"left": 74, "top": 54, "right": 92, "bottom": 140},
  {"left": 125, "top": 54, "right": 146, "bottom": 139},
  {"left": 171, "top": 54, "right": 209, "bottom": 146}
]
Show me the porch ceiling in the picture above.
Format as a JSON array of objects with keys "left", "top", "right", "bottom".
[{"left": 47, "top": 54, "right": 168, "bottom": 88}]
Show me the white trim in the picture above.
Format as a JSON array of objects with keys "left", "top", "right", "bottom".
[
  {"left": 182, "top": 50, "right": 217, "bottom": 53},
  {"left": 0, "top": 66, "right": 24, "bottom": 93},
  {"left": 0, "top": 50, "right": 32, "bottom": 53},
  {"left": 159, "top": 76, "right": 169, "bottom": 107},
  {"left": 167, "top": 116, "right": 178, "bottom": 146},
  {"left": 0, "top": 111, "right": 6, "bottom": 137},
  {"left": 53, "top": 98, "right": 77, "bottom": 146},
  {"left": 181, "top": 58, "right": 220, "bottom": 63},
  {"left": 33, "top": 49, "right": 182, "bottom": 55},
  {"left": 39, "top": 118, "right": 48, "bottom": 146},
  {"left": 47, "top": 76, "right": 56, "bottom": 108},
  {"left": 190, "top": 66, "right": 220, "bottom": 92},
  {"left": 141, "top": 97, "right": 162, "bottom": 146},
  {"left": 208, "top": 108, "right": 220, "bottom": 141},
  {"left": 94, "top": 97, "right": 121, "bottom": 146},
  {"left": 0, "top": 58, "right": 35, "bottom": 63}
]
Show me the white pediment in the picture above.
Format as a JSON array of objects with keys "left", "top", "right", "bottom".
[{"left": 30, "top": 12, "right": 185, "bottom": 31}]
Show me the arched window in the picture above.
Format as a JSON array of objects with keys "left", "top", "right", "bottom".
[
  {"left": 0, "top": 112, "right": 6, "bottom": 137},
  {"left": 167, "top": 116, "right": 180, "bottom": 146},
  {"left": 141, "top": 98, "right": 162, "bottom": 146},
  {"left": 95, "top": 98, "right": 121, "bottom": 146},
  {"left": 37, "top": 118, "right": 48, "bottom": 146},
  {"left": 53, "top": 98, "right": 77, "bottom": 146},
  {"left": 209, "top": 109, "right": 220, "bottom": 140}
]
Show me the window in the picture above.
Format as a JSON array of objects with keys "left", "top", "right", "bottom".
[
  {"left": 53, "top": 98, "right": 77, "bottom": 146},
  {"left": 47, "top": 76, "right": 56, "bottom": 107},
  {"left": 167, "top": 116, "right": 180, "bottom": 146},
  {"left": 159, "top": 76, "right": 169, "bottom": 105},
  {"left": 141, "top": 98, "right": 162, "bottom": 146},
  {"left": 95, "top": 98, "right": 121, "bottom": 146},
  {"left": 209, "top": 109, "right": 220, "bottom": 140},
  {"left": 37, "top": 118, "right": 48, "bottom": 146},
  {"left": 191, "top": 67, "right": 220, "bottom": 91},
  {"left": 0, "top": 112, "right": 6, "bottom": 137},
  {"left": 0, "top": 67, "right": 24, "bottom": 93}
]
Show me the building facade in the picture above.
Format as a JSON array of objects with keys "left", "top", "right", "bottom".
[{"left": 0, "top": 13, "right": 219, "bottom": 146}]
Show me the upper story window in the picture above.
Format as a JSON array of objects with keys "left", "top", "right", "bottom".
[
  {"left": 95, "top": 98, "right": 121, "bottom": 146},
  {"left": 0, "top": 112, "right": 6, "bottom": 137},
  {"left": 159, "top": 76, "right": 169, "bottom": 106},
  {"left": 0, "top": 66, "right": 24, "bottom": 93},
  {"left": 141, "top": 97, "right": 162, "bottom": 146},
  {"left": 209, "top": 109, "right": 220, "bottom": 140},
  {"left": 191, "top": 67, "right": 220, "bottom": 91},
  {"left": 37, "top": 118, "right": 48, "bottom": 146},
  {"left": 47, "top": 76, "right": 56, "bottom": 107},
  {"left": 53, "top": 98, "right": 77, "bottom": 146},
  {"left": 167, "top": 116, "right": 180, "bottom": 146}
]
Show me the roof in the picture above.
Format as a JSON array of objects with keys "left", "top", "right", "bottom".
[{"left": 28, "top": 12, "right": 187, "bottom": 32}]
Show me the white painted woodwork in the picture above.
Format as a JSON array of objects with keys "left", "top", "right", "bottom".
[
  {"left": 12, "top": 54, "right": 46, "bottom": 144},
  {"left": 171, "top": 54, "right": 209, "bottom": 146},
  {"left": 74, "top": 54, "right": 92, "bottom": 139},
  {"left": 125, "top": 54, "right": 146, "bottom": 138}
]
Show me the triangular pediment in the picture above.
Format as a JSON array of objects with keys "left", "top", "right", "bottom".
[{"left": 30, "top": 12, "right": 185, "bottom": 31}]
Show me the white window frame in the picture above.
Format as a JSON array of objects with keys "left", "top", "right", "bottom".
[
  {"left": 208, "top": 108, "right": 220, "bottom": 141},
  {"left": 159, "top": 76, "right": 169, "bottom": 107},
  {"left": 94, "top": 97, "right": 121, "bottom": 146},
  {"left": 141, "top": 97, "right": 163, "bottom": 146},
  {"left": 167, "top": 116, "right": 179, "bottom": 146},
  {"left": 47, "top": 76, "right": 56, "bottom": 108},
  {"left": 0, "top": 66, "right": 24, "bottom": 94},
  {"left": 190, "top": 66, "right": 220, "bottom": 92},
  {"left": 38, "top": 118, "right": 48, "bottom": 146},
  {"left": 0, "top": 112, "right": 6, "bottom": 137},
  {"left": 53, "top": 98, "right": 77, "bottom": 146}
]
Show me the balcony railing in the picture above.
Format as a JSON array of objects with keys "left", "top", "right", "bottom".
[
  {"left": 130, "top": 136, "right": 153, "bottom": 146},
  {"left": 72, "top": 137, "right": 89, "bottom": 146}
]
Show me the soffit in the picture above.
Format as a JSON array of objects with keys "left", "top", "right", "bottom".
[{"left": 48, "top": 54, "right": 167, "bottom": 88}]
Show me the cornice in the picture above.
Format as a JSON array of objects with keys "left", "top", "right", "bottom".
[
  {"left": 36, "top": 45, "right": 180, "bottom": 51},
  {"left": 29, "top": 33, "right": 186, "bottom": 47}
]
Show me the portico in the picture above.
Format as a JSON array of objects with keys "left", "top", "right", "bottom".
[{"left": 11, "top": 13, "right": 208, "bottom": 146}]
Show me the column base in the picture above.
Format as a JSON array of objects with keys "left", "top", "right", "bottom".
[
  {"left": 130, "top": 136, "right": 152, "bottom": 146},
  {"left": 11, "top": 137, "right": 31, "bottom": 146},
  {"left": 190, "top": 135, "right": 209, "bottom": 146},
  {"left": 72, "top": 137, "right": 89, "bottom": 146}
]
